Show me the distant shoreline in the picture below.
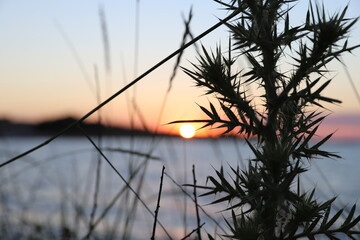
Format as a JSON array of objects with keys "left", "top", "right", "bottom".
[
  {"left": 0, "top": 117, "right": 170, "bottom": 137},
  {"left": 1, "top": 117, "right": 359, "bottom": 141}
]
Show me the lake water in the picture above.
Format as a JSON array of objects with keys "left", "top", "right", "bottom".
[{"left": 0, "top": 136, "right": 359, "bottom": 239}]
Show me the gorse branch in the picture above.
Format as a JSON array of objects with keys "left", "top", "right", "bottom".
[{"left": 179, "top": 0, "right": 360, "bottom": 239}]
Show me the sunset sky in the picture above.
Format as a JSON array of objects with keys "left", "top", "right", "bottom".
[{"left": 0, "top": 0, "right": 359, "bottom": 139}]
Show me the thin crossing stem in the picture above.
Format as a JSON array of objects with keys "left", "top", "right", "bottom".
[
  {"left": 79, "top": 127, "right": 174, "bottom": 240},
  {"left": 0, "top": 10, "right": 239, "bottom": 169},
  {"left": 192, "top": 164, "right": 202, "bottom": 240},
  {"left": 151, "top": 166, "right": 166, "bottom": 240}
]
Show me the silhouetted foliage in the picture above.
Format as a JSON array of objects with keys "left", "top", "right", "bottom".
[{"left": 178, "top": 0, "right": 360, "bottom": 239}]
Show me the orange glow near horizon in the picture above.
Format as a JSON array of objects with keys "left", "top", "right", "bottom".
[{"left": 0, "top": 2, "right": 358, "bottom": 141}]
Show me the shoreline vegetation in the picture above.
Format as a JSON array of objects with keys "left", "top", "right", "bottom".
[{"left": 0, "top": 117, "right": 172, "bottom": 137}]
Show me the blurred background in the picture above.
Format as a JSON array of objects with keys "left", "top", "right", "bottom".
[
  {"left": 0, "top": 0, "right": 359, "bottom": 138},
  {"left": 0, "top": 1, "right": 359, "bottom": 239}
]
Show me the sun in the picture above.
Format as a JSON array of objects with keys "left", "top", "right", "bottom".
[{"left": 179, "top": 123, "right": 196, "bottom": 139}]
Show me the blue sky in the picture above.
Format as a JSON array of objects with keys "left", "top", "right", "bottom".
[{"left": 0, "top": 0, "right": 359, "bottom": 137}]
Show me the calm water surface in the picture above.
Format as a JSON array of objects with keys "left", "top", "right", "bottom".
[{"left": 0, "top": 136, "right": 359, "bottom": 239}]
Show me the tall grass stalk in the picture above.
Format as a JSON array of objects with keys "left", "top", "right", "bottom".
[
  {"left": 0, "top": 8, "right": 241, "bottom": 236},
  {"left": 192, "top": 165, "right": 203, "bottom": 240},
  {"left": 0, "top": 9, "right": 239, "bottom": 169},
  {"left": 78, "top": 127, "right": 174, "bottom": 239},
  {"left": 151, "top": 166, "right": 165, "bottom": 240}
]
